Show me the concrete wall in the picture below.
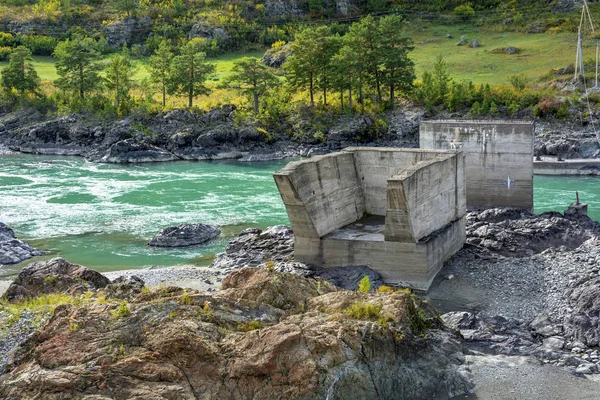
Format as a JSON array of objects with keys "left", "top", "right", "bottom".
[
  {"left": 274, "top": 147, "right": 467, "bottom": 291},
  {"left": 294, "top": 216, "right": 466, "bottom": 290},
  {"left": 385, "top": 154, "right": 466, "bottom": 242},
  {"left": 273, "top": 152, "right": 365, "bottom": 239},
  {"left": 420, "top": 120, "right": 534, "bottom": 210}
]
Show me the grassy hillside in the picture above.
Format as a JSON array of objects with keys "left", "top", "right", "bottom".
[{"left": 410, "top": 26, "right": 577, "bottom": 85}]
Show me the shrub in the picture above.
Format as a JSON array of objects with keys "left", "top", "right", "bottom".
[
  {"left": 237, "top": 320, "right": 263, "bottom": 332},
  {"left": 535, "top": 97, "right": 561, "bottom": 117},
  {"left": 454, "top": 3, "right": 475, "bottom": 21},
  {"left": 358, "top": 276, "right": 371, "bottom": 293},
  {"left": 376, "top": 285, "right": 394, "bottom": 293},
  {"left": 345, "top": 301, "right": 382, "bottom": 320},
  {"left": 0, "top": 33, "right": 15, "bottom": 47},
  {"left": 509, "top": 74, "right": 529, "bottom": 91},
  {"left": 110, "top": 301, "right": 131, "bottom": 319},
  {"left": 0, "top": 47, "right": 12, "bottom": 61},
  {"left": 180, "top": 290, "right": 192, "bottom": 305},
  {"left": 19, "top": 35, "right": 58, "bottom": 56}
]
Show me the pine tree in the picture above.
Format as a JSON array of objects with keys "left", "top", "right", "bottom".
[
  {"left": 222, "top": 57, "right": 278, "bottom": 114},
  {"left": 283, "top": 26, "right": 332, "bottom": 107},
  {"left": 149, "top": 40, "right": 173, "bottom": 107},
  {"left": 377, "top": 15, "right": 415, "bottom": 107},
  {"left": 1, "top": 46, "right": 39, "bottom": 95},
  {"left": 54, "top": 34, "right": 101, "bottom": 100},
  {"left": 105, "top": 47, "right": 134, "bottom": 111},
  {"left": 168, "top": 39, "right": 215, "bottom": 108}
]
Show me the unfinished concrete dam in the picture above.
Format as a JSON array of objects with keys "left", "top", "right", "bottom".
[
  {"left": 274, "top": 147, "right": 467, "bottom": 290},
  {"left": 274, "top": 120, "right": 534, "bottom": 290}
]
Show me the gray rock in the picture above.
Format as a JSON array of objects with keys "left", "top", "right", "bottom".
[
  {"left": 469, "top": 40, "right": 480, "bottom": 48},
  {"left": 504, "top": 46, "right": 518, "bottom": 54},
  {"left": 2, "top": 258, "right": 110, "bottom": 302},
  {"left": 314, "top": 265, "right": 384, "bottom": 291},
  {"left": 97, "top": 139, "right": 179, "bottom": 163},
  {"left": 0, "top": 222, "right": 42, "bottom": 265},
  {"left": 148, "top": 224, "right": 221, "bottom": 247},
  {"left": 261, "top": 43, "right": 293, "bottom": 68}
]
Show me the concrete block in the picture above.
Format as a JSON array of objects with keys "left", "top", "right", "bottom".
[
  {"left": 274, "top": 147, "right": 467, "bottom": 291},
  {"left": 420, "top": 120, "right": 534, "bottom": 211}
]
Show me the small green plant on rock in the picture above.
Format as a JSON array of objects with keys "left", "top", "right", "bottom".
[
  {"left": 345, "top": 301, "right": 382, "bottom": 320},
  {"left": 265, "top": 260, "right": 276, "bottom": 273},
  {"left": 180, "top": 290, "right": 192, "bottom": 305},
  {"left": 237, "top": 320, "right": 263, "bottom": 332},
  {"left": 358, "top": 276, "right": 371, "bottom": 293},
  {"left": 110, "top": 301, "right": 131, "bottom": 319}
]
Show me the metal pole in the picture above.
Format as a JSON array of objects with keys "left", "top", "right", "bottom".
[
  {"left": 580, "top": 33, "right": 585, "bottom": 79},
  {"left": 594, "top": 39, "right": 599, "bottom": 88},
  {"left": 576, "top": 28, "right": 581, "bottom": 79}
]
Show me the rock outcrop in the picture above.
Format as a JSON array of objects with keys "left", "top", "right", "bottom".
[
  {"left": 148, "top": 223, "right": 221, "bottom": 247},
  {"left": 0, "top": 267, "right": 474, "bottom": 399},
  {"left": 0, "top": 222, "right": 42, "bottom": 265},
  {"left": 466, "top": 208, "right": 598, "bottom": 257},
  {"left": 2, "top": 258, "right": 111, "bottom": 302},
  {"left": 210, "top": 225, "right": 385, "bottom": 290}
]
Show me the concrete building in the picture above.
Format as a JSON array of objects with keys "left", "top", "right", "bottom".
[
  {"left": 420, "top": 120, "right": 534, "bottom": 211},
  {"left": 273, "top": 147, "right": 466, "bottom": 291}
]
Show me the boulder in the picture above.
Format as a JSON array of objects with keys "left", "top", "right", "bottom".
[
  {"left": 0, "top": 222, "right": 42, "bottom": 265},
  {"left": 97, "top": 139, "right": 179, "bottom": 163},
  {"left": 2, "top": 258, "right": 110, "bottom": 302},
  {"left": 148, "top": 224, "right": 221, "bottom": 247},
  {"left": 504, "top": 46, "right": 518, "bottom": 55},
  {"left": 469, "top": 40, "right": 480, "bottom": 48},
  {"left": 261, "top": 43, "right": 293, "bottom": 68},
  {"left": 0, "top": 268, "right": 474, "bottom": 399}
]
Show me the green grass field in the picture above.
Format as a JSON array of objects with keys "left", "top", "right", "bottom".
[
  {"left": 0, "top": 49, "right": 267, "bottom": 83},
  {"left": 409, "top": 25, "right": 579, "bottom": 85}
]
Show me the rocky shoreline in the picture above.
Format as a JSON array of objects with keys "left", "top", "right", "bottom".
[
  {"left": 2, "top": 209, "right": 600, "bottom": 398},
  {"left": 0, "top": 106, "right": 422, "bottom": 164}
]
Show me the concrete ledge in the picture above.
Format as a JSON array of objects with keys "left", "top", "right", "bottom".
[{"left": 534, "top": 159, "right": 600, "bottom": 175}]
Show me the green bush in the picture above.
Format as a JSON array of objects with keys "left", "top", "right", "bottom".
[
  {"left": 0, "top": 46, "right": 12, "bottom": 61},
  {"left": 0, "top": 32, "right": 15, "bottom": 47},
  {"left": 358, "top": 276, "right": 371, "bottom": 293},
  {"left": 345, "top": 301, "right": 382, "bottom": 320},
  {"left": 19, "top": 35, "right": 58, "bottom": 56}
]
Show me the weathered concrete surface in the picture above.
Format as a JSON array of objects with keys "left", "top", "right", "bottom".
[
  {"left": 274, "top": 147, "right": 466, "bottom": 290},
  {"left": 420, "top": 120, "right": 534, "bottom": 211},
  {"left": 534, "top": 157, "right": 600, "bottom": 175}
]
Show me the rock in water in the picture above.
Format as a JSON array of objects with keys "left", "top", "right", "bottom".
[
  {"left": 2, "top": 258, "right": 110, "bottom": 302},
  {"left": 0, "top": 222, "right": 42, "bottom": 265},
  {"left": 148, "top": 223, "right": 221, "bottom": 247}
]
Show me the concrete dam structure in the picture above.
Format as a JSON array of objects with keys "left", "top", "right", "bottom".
[
  {"left": 273, "top": 147, "right": 466, "bottom": 290},
  {"left": 420, "top": 120, "right": 534, "bottom": 211}
]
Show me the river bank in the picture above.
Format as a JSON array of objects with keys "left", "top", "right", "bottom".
[{"left": 3, "top": 209, "right": 600, "bottom": 398}]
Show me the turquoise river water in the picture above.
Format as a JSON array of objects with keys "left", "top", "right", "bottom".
[{"left": 0, "top": 154, "right": 599, "bottom": 277}]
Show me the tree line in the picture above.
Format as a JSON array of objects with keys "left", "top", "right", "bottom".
[{"left": 0, "top": 15, "right": 415, "bottom": 116}]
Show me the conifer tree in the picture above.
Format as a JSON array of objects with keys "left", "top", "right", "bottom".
[
  {"left": 168, "top": 39, "right": 215, "bottom": 108},
  {"left": 149, "top": 40, "right": 173, "bottom": 107},
  {"left": 54, "top": 34, "right": 101, "bottom": 100},
  {"left": 1, "top": 46, "right": 39, "bottom": 96},
  {"left": 223, "top": 57, "right": 278, "bottom": 114}
]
